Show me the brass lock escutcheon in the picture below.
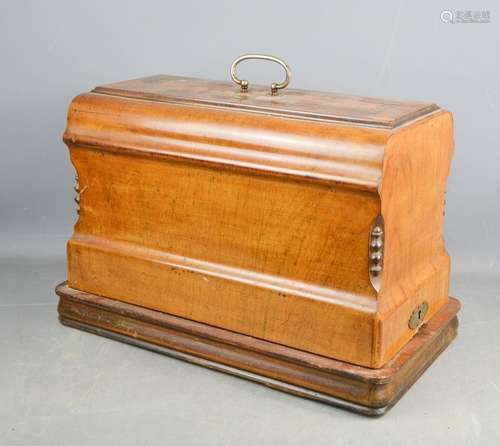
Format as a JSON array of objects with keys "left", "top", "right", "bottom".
[
  {"left": 230, "top": 53, "right": 291, "bottom": 95},
  {"left": 408, "top": 302, "right": 429, "bottom": 330}
]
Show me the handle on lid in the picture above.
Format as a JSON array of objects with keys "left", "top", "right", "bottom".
[{"left": 230, "top": 54, "right": 291, "bottom": 95}]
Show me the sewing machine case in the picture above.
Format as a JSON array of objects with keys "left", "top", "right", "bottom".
[{"left": 56, "top": 62, "right": 459, "bottom": 415}]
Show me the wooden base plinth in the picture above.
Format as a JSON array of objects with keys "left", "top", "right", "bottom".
[{"left": 56, "top": 283, "right": 460, "bottom": 416}]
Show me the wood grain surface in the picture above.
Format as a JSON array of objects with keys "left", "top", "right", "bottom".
[
  {"left": 56, "top": 283, "right": 460, "bottom": 416},
  {"left": 94, "top": 75, "right": 438, "bottom": 128},
  {"left": 63, "top": 75, "right": 455, "bottom": 368}
]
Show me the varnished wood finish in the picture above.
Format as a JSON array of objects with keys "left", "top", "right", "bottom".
[
  {"left": 65, "top": 92, "right": 389, "bottom": 190},
  {"left": 56, "top": 283, "right": 460, "bottom": 416},
  {"left": 94, "top": 75, "right": 439, "bottom": 128},
  {"left": 377, "top": 112, "right": 454, "bottom": 365},
  {"left": 63, "top": 75, "right": 455, "bottom": 368}
]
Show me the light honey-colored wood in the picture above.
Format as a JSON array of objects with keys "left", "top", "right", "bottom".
[
  {"left": 64, "top": 75, "right": 454, "bottom": 368},
  {"left": 376, "top": 111, "right": 454, "bottom": 365}
]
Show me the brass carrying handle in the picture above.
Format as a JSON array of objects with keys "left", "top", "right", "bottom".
[{"left": 230, "top": 54, "right": 291, "bottom": 95}]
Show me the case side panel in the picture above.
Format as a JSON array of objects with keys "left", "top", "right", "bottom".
[
  {"left": 66, "top": 142, "right": 379, "bottom": 367},
  {"left": 373, "top": 111, "right": 454, "bottom": 367}
]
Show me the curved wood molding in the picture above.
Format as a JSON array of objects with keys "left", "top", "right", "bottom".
[
  {"left": 64, "top": 92, "right": 390, "bottom": 190},
  {"left": 64, "top": 75, "right": 454, "bottom": 368}
]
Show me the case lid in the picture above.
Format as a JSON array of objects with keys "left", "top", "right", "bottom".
[
  {"left": 66, "top": 70, "right": 444, "bottom": 191},
  {"left": 93, "top": 75, "right": 438, "bottom": 129}
]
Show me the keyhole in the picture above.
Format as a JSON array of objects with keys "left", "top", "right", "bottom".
[{"left": 409, "top": 302, "right": 429, "bottom": 329}]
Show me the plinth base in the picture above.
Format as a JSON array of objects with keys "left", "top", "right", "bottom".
[{"left": 56, "top": 283, "right": 459, "bottom": 416}]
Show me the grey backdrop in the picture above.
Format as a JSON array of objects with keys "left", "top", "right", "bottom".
[{"left": 1, "top": 1, "right": 499, "bottom": 445}]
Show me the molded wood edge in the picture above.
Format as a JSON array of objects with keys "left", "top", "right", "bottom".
[
  {"left": 67, "top": 234, "right": 377, "bottom": 366},
  {"left": 55, "top": 282, "right": 460, "bottom": 413},
  {"left": 63, "top": 92, "right": 390, "bottom": 191},
  {"left": 70, "top": 234, "right": 377, "bottom": 313},
  {"left": 92, "top": 74, "right": 439, "bottom": 129}
]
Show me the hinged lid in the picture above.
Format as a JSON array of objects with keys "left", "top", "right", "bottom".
[
  {"left": 94, "top": 74, "right": 438, "bottom": 129},
  {"left": 66, "top": 56, "right": 445, "bottom": 191}
]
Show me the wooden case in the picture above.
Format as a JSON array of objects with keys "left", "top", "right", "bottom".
[{"left": 58, "top": 70, "right": 458, "bottom": 413}]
